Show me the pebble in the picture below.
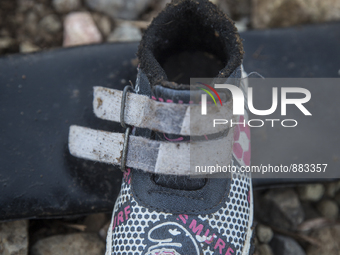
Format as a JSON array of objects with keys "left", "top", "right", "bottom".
[
  {"left": 53, "top": 0, "right": 81, "bottom": 13},
  {"left": 300, "top": 201, "right": 321, "bottom": 220},
  {"left": 252, "top": 0, "right": 340, "bottom": 29},
  {"left": 39, "top": 14, "right": 62, "bottom": 33},
  {"left": 20, "top": 41, "right": 40, "bottom": 53},
  {"left": 0, "top": 29, "right": 10, "bottom": 37},
  {"left": 99, "top": 221, "right": 110, "bottom": 240},
  {"left": 25, "top": 11, "right": 39, "bottom": 35},
  {"left": 107, "top": 22, "right": 142, "bottom": 42},
  {"left": 307, "top": 225, "right": 340, "bottom": 255},
  {"left": 257, "top": 244, "right": 274, "bottom": 255},
  {"left": 335, "top": 192, "right": 340, "bottom": 204},
  {"left": 256, "top": 188, "right": 304, "bottom": 230},
  {"left": 256, "top": 224, "right": 274, "bottom": 243},
  {"left": 297, "top": 184, "right": 325, "bottom": 202},
  {"left": 209, "top": 0, "right": 231, "bottom": 16},
  {"left": 85, "top": 0, "right": 152, "bottom": 20},
  {"left": 0, "top": 37, "right": 14, "bottom": 50},
  {"left": 92, "top": 14, "right": 112, "bottom": 38},
  {"left": 84, "top": 213, "right": 107, "bottom": 232},
  {"left": 63, "top": 12, "right": 102, "bottom": 47},
  {"left": 235, "top": 17, "right": 249, "bottom": 32},
  {"left": 317, "top": 199, "right": 339, "bottom": 220},
  {"left": 31, "top": 233, "right": 105, "bottom": 255},
  {"left": 270, "top": 235, "right": 306, "bottom": 255},
  {"left": 32, "top": 3, "right": 51, "bottom": 18},
  {"left": 0, "top": 220, "right": 28, "bottom": 255},
  {"left": 17, "top": 0, "right": 35, "bottom": 13},
  {"left": 325, "top": 181, "right": 340, "bottom": 197},
  {"left": 228, "top": 0, "right": 251, "bottom": 19}
]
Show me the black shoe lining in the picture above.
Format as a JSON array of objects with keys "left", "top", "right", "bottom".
[{"left": 162, "top": 51, "right": 224, "bottom": 84}]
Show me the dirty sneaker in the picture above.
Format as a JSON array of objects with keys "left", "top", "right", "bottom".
[{"left": 105, "top": 0, "right": 254, "bottom": 255}]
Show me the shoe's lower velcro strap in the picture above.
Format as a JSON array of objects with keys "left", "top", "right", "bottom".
[
  {"left": 68, "top": 125, "right": 233, "bottom": 176},
  {"left": 93, "top": 86, "right": 233, "bottom": 136}
]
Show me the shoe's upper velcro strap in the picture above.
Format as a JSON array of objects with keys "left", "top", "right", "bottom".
[
  {"left": 68, "top": 125, "right": 233, "bottom": 176},
  {"left": 93, "top": 86, "right": 233, "bottom": 136}
]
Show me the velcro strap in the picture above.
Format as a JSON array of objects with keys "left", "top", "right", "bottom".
[
  {"left": 68, "top": 125, "right": 233, "bottom": 175},
  {"left": 93, "top": 86, "right": 233, "bottom": 136}
]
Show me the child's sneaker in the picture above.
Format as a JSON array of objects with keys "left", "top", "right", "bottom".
[{"left": 105, "top": 0, "right": 254, "bottom": 254}]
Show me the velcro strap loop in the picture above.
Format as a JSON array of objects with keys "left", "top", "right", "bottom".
[
  {"left": 68, "top": 125, "right": 234, "bottom": 175},
  {"left": 93, "top": 86, "right": 233, "bottom": 136}
]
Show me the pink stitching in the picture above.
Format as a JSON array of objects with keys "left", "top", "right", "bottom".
[{"left": 163, "top": 133, "right": 184, "bottom": 142}]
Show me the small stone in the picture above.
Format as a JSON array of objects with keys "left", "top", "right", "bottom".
[
  {"left": 297, "top": 184, "right": 325, "bottom": 202},
  {"left": 39, "top": 14, "right": 62, "bottom": 33},
  {"left": 257, "top": 224, "right": 274, "bottom": 243},
  {"left": 31, "top": 233, "right": 105, "bottom": 255},
  {"left": 235, "top": 17, "right": 249, "bottom": 32},
  {"left": 256, "top": 188, "right": 304, "bottom": 230},
  {"left": 228, "top": 0, "right": 251, "bottom": 19},
  {"left": 325, "top": 181, "right": 340, "bottom": 197},
  {"left": 25, "top": 11, "right": 39, "bottom": 35},
  {"left": 300, "top": 201, "right": 321, "bottom": 220},
  {"left": 84, "top": 213, "right": 107, "bottom": 232},
  {"left": 141, "top": 0, "right": 171, "bottom": 21},
  {"left": 0, "top": 220, "right": 28, "bottom": 255},
  {"left": 317, "top": 199, "right": 339, "bottom": 220},
  {"left": 270, "top": 235, "right": 306, "bottom": 255},
  {"left": 0, "top": 29, "right": 10, "bottom": 37},
  {"left": 306, "top": 225, "right": 340, "bottom": 255},
  {"left": 257, "top": 244, "right": 274, "bottom": 255},
  {"left": 92, "top": 14, "right": 112, "bottom": 37},
  {"left": 63, "top": 12, "right": 102, "bottom": 47},
  {"left": 0, "top": 37, "right": 14, "bottom": 50},
  {"left": 252, "top": 0, "right": 340, "bottom": 29},
  {"left": 335, "top": 192, "right": 340, "bottom": 204},
  {"left": 85, "top": 0, "right": 152, "bottom": 20},
  {"left": 209, "top": 0, "right": 231, "bottom": 16},
  {"left": 33, "top": 3, "right": 51, "bottom": 18},
  {"left": 20, "top": 41, "right": 40, "bottom": 53},
  {"left": 99, "top": 221, "right": 110, "bottom": 240},
  {"left": 53, "top": 0, "right": 81, "bottom": 13},
  {"left": 107, "top": 22, "right": 142, "bottom": 42},
  {"left": 17, "top": 0, "right": 35, "bottom": 13}
]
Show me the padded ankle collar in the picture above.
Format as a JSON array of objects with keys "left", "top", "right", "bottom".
[{"left": 137, "top": 0, "right": 244, "bottom": 88}]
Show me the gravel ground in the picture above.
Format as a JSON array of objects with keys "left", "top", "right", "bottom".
[
  {"left": 1, "top": 182, "right": 340, "bottom": 255},
  {"left": 0, "top": 0, "right": 250, "bottom": 55},
  {"left": 1, "top": 0, "right": 340, "bottom": 254}
]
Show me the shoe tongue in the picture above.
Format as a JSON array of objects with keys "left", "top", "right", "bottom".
[
  {"left": 135, "top": 69, "right": 206, "bottom": 191},
  {"left": 134, "top": 0, "right": 244, "bottom": 190}
]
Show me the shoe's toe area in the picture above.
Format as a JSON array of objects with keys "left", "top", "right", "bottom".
[{"left": 106, "top": 169, "right": 254, "bottom": 255}]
